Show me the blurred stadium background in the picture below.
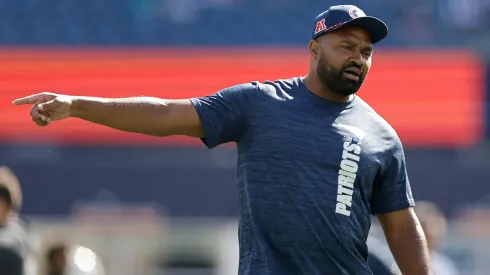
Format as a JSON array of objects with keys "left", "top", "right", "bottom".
[{"left": 1, "top": 0, "right": 490, "bottom": 274}]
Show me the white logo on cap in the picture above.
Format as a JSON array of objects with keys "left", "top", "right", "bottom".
[{"left": 348, "top": 7, "right": 366, "bottom": 19}]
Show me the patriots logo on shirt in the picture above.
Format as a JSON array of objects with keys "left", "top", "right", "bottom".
[{"left": 334, "top": 124, "right": 366, "bottom": 144}]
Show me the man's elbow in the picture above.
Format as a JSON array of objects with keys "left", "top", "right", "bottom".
[{"left": 378, "top": 208, "right": 424, "bottom": 241}]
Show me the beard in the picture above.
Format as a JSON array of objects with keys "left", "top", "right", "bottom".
[{"left": 317, "top": 55, "right": 365, "bottom": 96}]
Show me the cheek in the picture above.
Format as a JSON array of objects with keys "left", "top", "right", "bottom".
[
  {"left": 365, "top": 58, "right": 372, "bottom": 68},
  {"left": 362, "top": 63, "right": 371, "bottom": 76},
  {"left": 322, "top": 50, "right": 343, "bottom": 66}
]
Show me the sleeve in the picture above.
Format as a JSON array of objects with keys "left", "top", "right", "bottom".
[
  {"left": 370, "top": 137, "right": 415, "bottom": 214},
  {"left": 189, "top": 82, "right": 258, "bottom": 149}
]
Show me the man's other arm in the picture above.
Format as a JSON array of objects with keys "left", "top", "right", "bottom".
[{"left": 377, "top": 208, "right": 432, "bottom": 275}]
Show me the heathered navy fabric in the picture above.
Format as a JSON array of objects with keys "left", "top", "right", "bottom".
[{"left": 190, "top": 77, "right": 415, "bottom": 275}]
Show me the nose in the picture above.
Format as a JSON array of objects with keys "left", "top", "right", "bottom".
[
  {"left": 350, "top": 56, "right": 364, "bottom": 67},
  {"left": 350, "top": 50, "right": 365, "bottom": 66}
]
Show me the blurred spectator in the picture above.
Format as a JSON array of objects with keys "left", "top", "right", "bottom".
[
  {"left": 0, "top": 166, "right": 35, "bottom": 275},
  {"left": 46, "top": 244, "right": 67, "bottom": 275},
  {"left": 135, "top": 0, "right": 239, "bottom": 23},
  {"left": 0, "top": 166, "right": 22, "bottom": 214},
  {"left": 414, "top": 201, "right": 460, "bottom": 275},
  {"left": 396, "top": 0, "right": 437, "bottom": 45},
  {"left": 440, "top": 0, "right": 490, "bottom": 31}
]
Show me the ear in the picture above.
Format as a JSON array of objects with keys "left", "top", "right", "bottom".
[{"left": 309, "top": 40, "right": 320, "bottom": 60}]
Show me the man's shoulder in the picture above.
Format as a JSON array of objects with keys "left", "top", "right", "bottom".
[
  {"left": 253, "top": 77, "right": 301, "bottom": 101},
  {"left": 354, "top": 96, "right": 399, "bottom": 140},
  {"left": 215, "top": 77, "right": 299, "bottom": 104}
]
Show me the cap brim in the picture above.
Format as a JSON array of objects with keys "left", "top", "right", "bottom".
[{"left": 334, "top": 17, "right": 388, "bottom": 44}]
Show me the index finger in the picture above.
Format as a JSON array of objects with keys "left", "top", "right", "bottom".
[{"left": 12, "top": 94, "right": 47, "bottom": 106}]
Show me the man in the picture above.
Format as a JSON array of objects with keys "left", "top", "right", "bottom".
[
  {"left": 12, "top": 5, "right": 432, "bottom": 275},
  {"left": 0, "top": 166, "right": 35, "bottom": 275}
]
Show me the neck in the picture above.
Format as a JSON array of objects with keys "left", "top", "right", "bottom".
[{"left": 302, "top": 73, "right": 353, "bottom": 103}]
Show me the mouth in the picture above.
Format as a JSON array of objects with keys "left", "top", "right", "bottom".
[{"left": 342, "top": 67, "right": 361, "bottom": 82}]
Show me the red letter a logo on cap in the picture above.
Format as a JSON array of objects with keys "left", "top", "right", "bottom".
[{"left": 315, "top": 19, "right": 327, "bottom": 34}]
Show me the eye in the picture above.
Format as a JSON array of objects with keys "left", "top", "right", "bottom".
[
  {"left": 341, "top": 45, "right": 352, "bottom": 50},
  {"left": 362, "top": 51, "right": 372, "bottom": 57}
]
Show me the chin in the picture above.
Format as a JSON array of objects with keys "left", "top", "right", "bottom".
[{"left": 336, "top": 87, "right": 361, "bottom": 96}]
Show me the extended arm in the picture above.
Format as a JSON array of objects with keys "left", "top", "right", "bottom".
[
  {"left": 13, "top": 83, "right": 258, "bottom": 146},
  {"left": 13, "top": 93, "right": 204, "bottom": 138},
  {"left": 69, "top": 96, "right": 204, "bottom": 137}
]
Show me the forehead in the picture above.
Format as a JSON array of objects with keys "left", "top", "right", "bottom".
[{"left": 321, "top": 26, "right": 373, "bottom": 45}]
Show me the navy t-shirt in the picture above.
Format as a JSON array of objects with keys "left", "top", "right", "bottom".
[{"left": 190, "top": 77, "right": 415, "bottom": 275}]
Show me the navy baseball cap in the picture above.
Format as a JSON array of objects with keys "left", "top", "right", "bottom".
[{"left": 311, "top": 5, "right": 388, "bottom": 44}]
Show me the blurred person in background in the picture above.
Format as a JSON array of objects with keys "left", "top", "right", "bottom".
[
  {"left": 412, "top": 201, "right": 459, "bottom": 275},
  {"left": 46, "top": 244, "right": 67, "bottom": 275},
  {"left": 0, "top": 165, "right": 35, "bottom": 275},
  {"left": 12, "top": 5, "right": 432, "bottom": 275},
  {"left": 442, "top": 0, "right": 490, "bottom": 31}
]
